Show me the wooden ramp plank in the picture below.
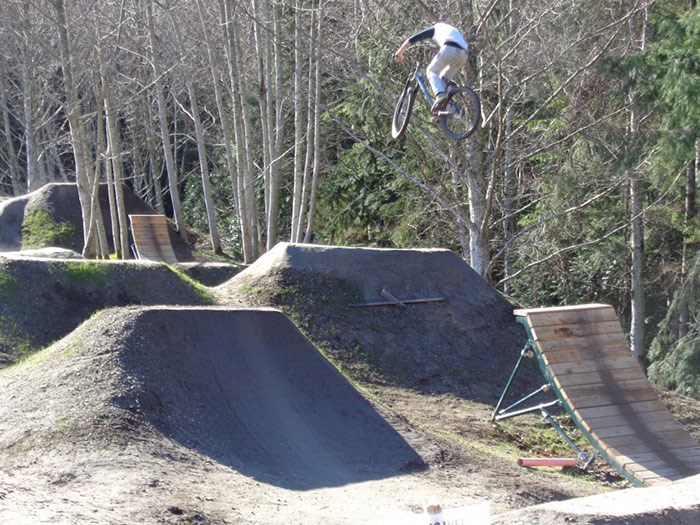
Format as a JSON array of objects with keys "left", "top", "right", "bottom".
[
  {"left": 515, "top": 304, "right": 700, "bottom": 487},
  {"left": 548, "top": 356, "right": 642, "bottom": 376},
  {"left": 129, "top": 214, "right": 179, "bottom": 265}
]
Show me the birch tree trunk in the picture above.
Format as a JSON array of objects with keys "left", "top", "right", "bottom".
[
  {"left": 199, "top": 0, "right": 241, "bottom": 239},
  {"left": 253, "top": 0, "right": 273, "bottom": 248},
  {"left": 91, "top": 82, "right": 110, "bottom": 258},
  {"left": 268, "top": 1, "right": 283, "bottom": 249},
  {"left": 679, "top": 140, "right": 699, "bottom": 338},
  {"left": 462, "top": 0, "right": 489, "bottom": 275}
]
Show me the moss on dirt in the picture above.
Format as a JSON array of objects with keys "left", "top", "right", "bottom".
[
  {"left": 59, "top": 261, "right": 112, "bottom": 288},
  {"left": 169, "top": 265, "right": 215, "bottom": 304},
  {"left": 0, "top": 316, "right": 33, "bottom": 360},
  {"left": 0, "top": 259, "right": 215, "bottom": 365},
  {"left": 21, "top": 210, "right": 79, "bottom": 250}
]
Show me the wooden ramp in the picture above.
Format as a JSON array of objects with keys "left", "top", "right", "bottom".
[
  {"left": 515, "top": 304, "right": 700, "bottom": 486},
  {"left": 129, "top": 214, "right": 179, "bottom": 265}
]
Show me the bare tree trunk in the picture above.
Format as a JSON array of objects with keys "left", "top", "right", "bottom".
[
  {"left": 303, "top": 0, "right": 324, "bottom": 243},
  {"left": 146, "top": 0, "right": 188, "bottom": 242},
  {"left": 91, "top": 84, "right": 110, "bottom": 258},
  {"left": 51, "top": 0, "right": 101, "bottom": 257},
  {"left": 224, "top": 0, "right": 259, "bottom": 262},
  {"left": 168, "top": 4, "right": 221, "bottom": 254},
  {"left": 679, "top": 140, "right": 698, "bottom": 338},
  {"left": 19, "top": 3, "right": 39, "bottom": 192},
  {"left": 253, "top": 0, "right": 273, "bottom": 249},
  {"left": 502, "top": 105, "right": 516, "bottom": 293},
  {"left": 187, "top": 81, "right": 222, "bottom": 254},
  {"left": 142, "top": 100, "right": 165, "bottom": 213},
  {"left": 199, "top": 0, "right": 241, "bottom": 242},
  {"left": 268, "top": 1, "right": 283, "bottom": 249},
  {"left": 463, "top": 1, "right": 489, "bottom": 275},
  {"left": 290, "top": 0, "right": 305, "bottom": 241},
  {"left": 104, "top": 90, "right": 129, "bottom": 258},
  {"left": 628, "top": 4, "right": 648, "bottom": 361},
  {"left": 295, "top": 3, "right": 318, "bottom": 242},
  {"left": 0, "top": 77, "right": 23, "bottom": 195}
]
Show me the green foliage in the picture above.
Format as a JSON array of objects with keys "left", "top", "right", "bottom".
[
  {"left": 639, "top": 5, "right": 700, "bottom": 162},
  {"left": 648, "top": 254, "right": 700, "bottom": 399},
  {"left": 509, "top": 161, "right": 628, "bottom": 308},
  {"left": 317, "top": 143, "right": 409, "bottom": 246},
  {"left": 21, "top": 210, "right": 79, "bottom": 250},
  {"left": 181, "top": 167, "right": 242, "bottom": 259}
]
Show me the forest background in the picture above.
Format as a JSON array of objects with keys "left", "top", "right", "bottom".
[{"left": 0, "top": 0, "right": 698, "bottom": 399}]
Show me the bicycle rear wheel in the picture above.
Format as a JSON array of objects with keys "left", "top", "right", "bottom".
[
  {"left": 438, "top": 86, "right": 481, "bottom": 140},
  {"left": 391, "top": 81, "right": 417, "bottom": 140}
]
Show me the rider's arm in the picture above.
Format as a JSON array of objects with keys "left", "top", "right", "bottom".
[{"left": 394, "top": 26, "right": 435, "bottom": 62}]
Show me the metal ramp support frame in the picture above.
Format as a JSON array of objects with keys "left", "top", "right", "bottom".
[{"left": 492, "top": 333, "right": 596, "bottom": 469}]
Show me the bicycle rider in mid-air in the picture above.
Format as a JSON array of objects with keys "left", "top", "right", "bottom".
[{"left": 393, "top": 22, "right": 469, "bottom": 114}]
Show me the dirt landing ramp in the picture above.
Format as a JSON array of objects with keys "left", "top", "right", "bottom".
[
  {"left": 216, "top": 242, "right": 534, "bottom": 400},
  {"left": 114, "top": 307, "right": 424, "bottom": 489}
]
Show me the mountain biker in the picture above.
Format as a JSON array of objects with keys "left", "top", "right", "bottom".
[{"left": 393, "top": 22, "right": 469, "bottom": 113}]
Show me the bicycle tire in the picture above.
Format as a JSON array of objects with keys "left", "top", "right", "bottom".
[
  {"left": 438, "top": 86, "right": 481, "bottom": 140},
  {"left": 391, "top": 80, "right": 417, "bottom": 140}
]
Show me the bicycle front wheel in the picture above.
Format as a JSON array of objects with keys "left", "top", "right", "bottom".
[
  {"left": 438, "top": 86, "right": 481, "bottom": 140},
  {"left": 391, "top": 81, "right": 417, "bottom": 140}
]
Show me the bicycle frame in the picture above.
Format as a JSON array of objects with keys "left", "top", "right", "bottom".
[
  {"left": 393, "top": 61, "right": 480, "bottom": 141},
  {"left": 411, "top": 66, "right": 435, "bottom": 108}
]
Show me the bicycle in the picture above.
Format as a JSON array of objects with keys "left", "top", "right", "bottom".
[{"left": 391, "top": 62, "right": 481, "bottom": 141}]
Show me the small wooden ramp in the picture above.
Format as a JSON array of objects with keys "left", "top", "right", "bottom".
[
  {"left": 129, "top": 214, "right": 178, "bottom": 265},
  {"left": 515, "top": 303, "right": 700, "bottom": 486}
]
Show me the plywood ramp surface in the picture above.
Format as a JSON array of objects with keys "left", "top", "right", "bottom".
[
  {"left": 129, "top": 214, "right": 179, "bottom": 265},
  {"left": 515, "top": 304, "right": 700, "bottom": 486}
]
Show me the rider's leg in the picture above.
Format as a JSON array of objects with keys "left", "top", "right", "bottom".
[
  {"left": 427, "top": 49, "right": 449, "bottom": 111},
  {"left": 427, "top": 46, "right": 467, "bottom": 112},
  {"left": 441, "top": 51, "right": 469, "bottom": 91}
]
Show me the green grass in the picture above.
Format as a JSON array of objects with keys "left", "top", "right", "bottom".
[
  {"left": 0, "top": 272, "right": 20, "bottom": 295},
  {"left": 168, "top": 265, "right": 215, "bottom": 304},
  {"left": 21, "top": 210, "right": 79, "bottom": 249},
  {"left": 62, "top": 261, "right": 112, "bottom": 288},
  {"left": 0, "top": 315, "right": 34, "bottom": 361}
]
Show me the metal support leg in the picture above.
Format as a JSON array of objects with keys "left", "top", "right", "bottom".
[
  {"left": 491, "top": 342, "right": 534, "bottom": 422},
  {"left": 541, "top": 409, "right": 596, "bottom": 469}
]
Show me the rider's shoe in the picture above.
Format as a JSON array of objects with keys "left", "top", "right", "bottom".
[{"left": 431, "top": 92, "right": 447, "bottom": 113}]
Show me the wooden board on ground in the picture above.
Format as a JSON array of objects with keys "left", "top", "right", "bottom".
[{"left": 515, "top": 304, "right": 700, "bottom": 486}]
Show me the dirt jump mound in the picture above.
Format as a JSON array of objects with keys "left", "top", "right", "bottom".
[
  {"left": 0, "top": 307, "right": 424, "bottom": 492},
  {"left": 114, "top": 306, "right": 425, "bottom": 489},
  {"left": 216, "top": 243, "right": 536, "bottom": 400},
  {"left": 0, "top": 258, "right": 213, "bottom": 365}
]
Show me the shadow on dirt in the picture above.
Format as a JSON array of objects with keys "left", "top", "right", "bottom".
[{"left": 115, "top": 307, "right": 427, "bottom": 490}]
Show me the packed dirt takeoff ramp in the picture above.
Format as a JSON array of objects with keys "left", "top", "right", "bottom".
[
  {"left": 515, "top": 304, "right": 700, "bottom": 486},
  {"left": 116, "top": 307, "right": 425, "bottom": 489}
]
